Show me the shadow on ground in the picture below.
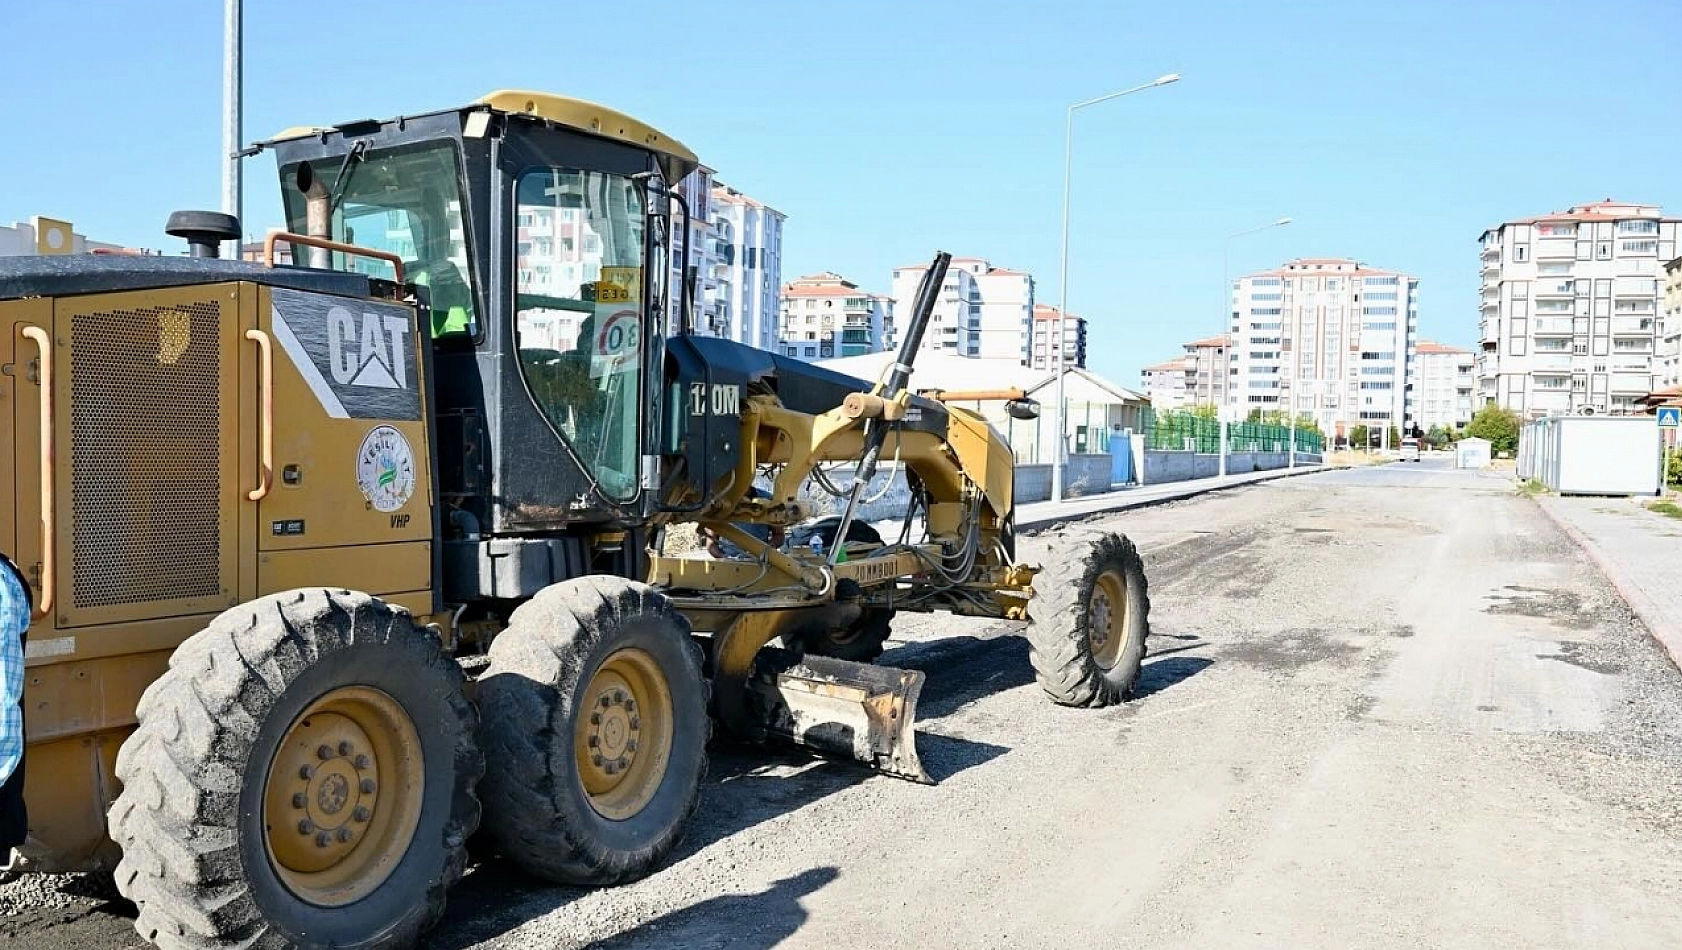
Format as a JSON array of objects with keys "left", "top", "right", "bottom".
[
  {"left": 581, "top": 867, "right": 840, "bottom": 950},
  {"left": 1134, "top": 655, "right": 1214, "bottom": 699}
]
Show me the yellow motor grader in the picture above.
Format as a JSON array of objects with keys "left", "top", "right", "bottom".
[{"left": 0, "top": 90, "right": 1151, "bottom": 949}]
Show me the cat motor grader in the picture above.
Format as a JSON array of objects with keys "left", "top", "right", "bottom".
[{"left": 0, "top": 90, "right": 1151, "bottom": 949}]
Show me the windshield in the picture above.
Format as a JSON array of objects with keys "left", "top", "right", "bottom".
[
  {"left": 513, "top": 168, "right": 649, "bottom": 501},
  {"left": 281, "top": 141, "right": 478, "bottom": 338}
]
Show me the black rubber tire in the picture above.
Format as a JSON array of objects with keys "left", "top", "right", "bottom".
[
  {"left": 476, "top": 576, "right": 709, "bottom": 886},
  {"left": 788, "top": 518, "right": 895, "bottom": 662},
  {"left": 1027, "top": 531, "right": 1151, "bottom": 707},
  {"left": 109, "top": 589, "right": 482, "bottom": 950}
]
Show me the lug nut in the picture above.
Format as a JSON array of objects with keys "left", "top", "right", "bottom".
[
  {"left": 297, "top": 819, "right": 315, "bottom": 835},
  {"left": 298, "top": 764, "right": 314, "bottom": 780},
  {"left": 604, "top": 761, "right": 619, "bottom": 775},
  {"left": 337, "top": 828, "right": 354, "bottom": 844},
  {"left": 360, "top": 779, "right": 376, "bottom": 795},
  {"left": 626, "top": 739, "right": 638, "bottom": 753},
  {"left": 316, "top": 831, "right": 332, "bottom": 849},
  {"left": 599, "top": 694, "right": 612, "bottom": 709},
  {"left": 338, "top": 741, "right": 353, "bottom": 756},
  {"left": 624, "top": 698, "right": 636, "bottom": 713},
  {"left": 353, "top": 806, "right": 371, "bottom": 823},
  {"left": 591, "top": 753, "right": 604, "bottom": 767},
  {"left": 317, "top": 745, "right": 334, "bottom": 761},
  {"left": 589, "top": 711, "right": 602, "bottom": 725},
  {"left": 353, "top": 754, "right": 370, "bottom": 770},
  {"left": 292, "top": 793, "right": 307, "bottom": 809},
  {"left": 629, "top": 717, "right": 641, "bottom": 730},
  {"left": 587, "top": 735, "right": 598, "bottom": 748},
  {"left": 616, "top": 756, "right": 630, "bottom": 770}
]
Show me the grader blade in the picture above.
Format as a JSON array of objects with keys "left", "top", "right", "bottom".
[{"left": 752, "top": 654, "right": 932, "bottom": 784}]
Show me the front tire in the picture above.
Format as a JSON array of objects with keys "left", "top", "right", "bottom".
[
  {"left": 476, "top": 577, "right": 709, "bottom": 886},
  {"left": 1027, "top": 532, "right": 1151, "bottom": 707},
  {"left": 110, "top": 589, "right": 482, "bottom": 950}
]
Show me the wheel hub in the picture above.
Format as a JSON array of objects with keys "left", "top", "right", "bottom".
[
  {"left": 575, "top": 649, "right": 674, "bottom": 820},
  {"left": 262, "top": 686, "right": 421, "bottom": 907},
  {"left": 1087, "top": 570, "right": 1131, "bottom": 671}
]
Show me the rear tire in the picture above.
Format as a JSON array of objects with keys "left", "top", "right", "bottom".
[
  {"left": 1027, "top": 531, "right": 1151, "bottom": 707},
  {"left": 476, "top": 577, "right": 709, "bottom": 886},
  {"left": 110, "top": 589, "right": 482, "bottom": 950}
]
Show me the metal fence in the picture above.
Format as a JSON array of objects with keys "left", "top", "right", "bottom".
[{"left": 1143, "top": 409, "right": 1324, "bottom": 455}]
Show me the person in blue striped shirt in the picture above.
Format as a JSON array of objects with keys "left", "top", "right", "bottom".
[{"left": 0, "top": 553, "right": 28, "bottom": 866}]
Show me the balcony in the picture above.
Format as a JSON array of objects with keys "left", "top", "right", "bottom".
[
  {"left": 1532, "top": 354, "right": 1575, "bottom": 372},
  {"left": 1534, "top": 280, "right": 1576, "bottom": 298},
  {"left": 1532, "top": 317, "right": 1573, "bottom": 336}
]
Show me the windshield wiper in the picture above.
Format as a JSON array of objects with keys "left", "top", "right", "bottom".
[{"left": 326, "top": 139, "right": 371, "bottom": 217}]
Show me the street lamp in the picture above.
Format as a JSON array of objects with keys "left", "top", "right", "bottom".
[
  {"left": 1219, "top": 217, "right": 1292, "bottom": 477},
  {"left": 1050, "top": 72, "right": 1181, "bottom": 503}
]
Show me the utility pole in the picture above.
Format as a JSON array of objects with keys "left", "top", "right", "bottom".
[{"left": 222, "top": 0, "right": 243, "bottom": 258}]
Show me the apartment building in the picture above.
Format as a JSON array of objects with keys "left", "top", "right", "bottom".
[
  {"left": 892, "top": 257, "right": 1035, "bottom": 359},
  {"left": 1184, "top": 335, "right": 1232, "bottom": 406},
  {"left": 1660, "top": 255, "right": 1682, "bottom": 390},
  {"left": 1230, "top": 258, "right": 1418, "bottom": 438},
  {"left": 702, "top": 183, "right": 785, "bottom": 351},
  {"left": 1141, "top": 356, "right": 1195, "bottom": 410},
  {"left": 778, "top": 272, "right": 891, "bottom": 361},
  {"left": 1477, "top": 200, "right": 1680, "bottom": 416},
  {"left": 1027, "top": 304, "right": 1088, "bottom": 371},
  {"left": 1413, "top": 340, "right": 1476, "bottom": 431},
  {"left": 2, "top": 216, "right": 148, "bottom": 256}
]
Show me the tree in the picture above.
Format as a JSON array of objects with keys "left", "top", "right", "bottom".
[
  {"left": 1388, "top": 426, "right": 1402, "bottom": 449},
  {"left": 1424, "top": 425, "right": 1449, "bottom": 449},
  {"left": 1350, "top": 424, "right": 1369, "bottom": 451},
  {"left": 1464, "top": 404, "right": 1522, "bottom": 456},
  {"left": 1188, "top": 403, "right": 1220, "bottom": 422}
]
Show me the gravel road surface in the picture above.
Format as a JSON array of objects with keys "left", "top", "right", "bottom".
[{"left": 11, "top": 458, "right": 1682, "bottom": 948}]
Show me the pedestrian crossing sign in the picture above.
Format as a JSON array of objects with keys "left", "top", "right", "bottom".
[{"left": 1658, "top": 406, "right": 1680, "bottom": 428}]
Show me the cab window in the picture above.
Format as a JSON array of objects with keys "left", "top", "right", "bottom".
[
  {"left": 513, "top": 168, "right": 647, "bottom": 501},
  {"left": 282, "top": 141, "right": 478, "bottom": 338}
]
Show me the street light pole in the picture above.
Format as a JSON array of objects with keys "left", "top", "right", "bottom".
[
  {"left": 1051, "top": 72, "right": 1180, "bottom": 503},
  {"left": 1220, "top": 217, "right": 1291, "bottom": 478},
  {"left": 221, "top": 0, "right": 243, "bottom": 258}
]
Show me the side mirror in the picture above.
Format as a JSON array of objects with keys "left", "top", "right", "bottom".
[{"left": 1005, "top": 399, "right": 1040, "bottom": 421}]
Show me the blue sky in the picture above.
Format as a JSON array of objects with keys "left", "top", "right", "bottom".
[{"left": 4, "top": 0, "right": 1679, "bottom": 386}]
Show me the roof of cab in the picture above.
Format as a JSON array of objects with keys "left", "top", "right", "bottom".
[{"left": 268, "top": 90, "right": 698, "bottom": 179}]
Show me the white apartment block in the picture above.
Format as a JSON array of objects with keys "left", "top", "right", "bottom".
[
  {"left": 1658, "top": 255, "right": 1682, "bottom": 390},
  {"left": 778, "top": 272, "right": 890, "bottom": 361},
  {"left": 1141, "top": 356, "right": 1194, "bottom": 410},
  {"left": 1027, "top": 304, "right": 1088, "bottom": 370},
  {"left": 1413, "top": 340, "right": 1476, "bottom": 431},
  {"left": 1230, "top": 258, "right": 1418, "bottom": 439},
  {"left": 702, "top": 183, "right": 785, "bottom": 351},
  {"left": 1478, "top": 200, "right": 1679, "bottom": 417},
  {"left": 892, "top": 257, "right": 1035, "bottom": 360},
  {"left": 1184, "top": 335, "right": 1231, "bottom": 406}
]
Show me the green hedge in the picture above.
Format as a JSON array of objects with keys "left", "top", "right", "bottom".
[{"left": 1143, "top": 409, "right": 1323, "bottom": 454}]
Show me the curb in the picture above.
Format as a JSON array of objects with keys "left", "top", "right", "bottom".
[
  {"left": 1017, "top": 464, "right": 1346, "bottom": 531},
  {"left": 1532, "top": 496, "right": 1682, "bottom": 673}
]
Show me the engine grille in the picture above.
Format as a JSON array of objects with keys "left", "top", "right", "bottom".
[{"left": 70, "top": 300, "right": 224, "bottom": 610}]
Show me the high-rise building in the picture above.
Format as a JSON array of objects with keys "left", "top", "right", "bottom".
[
  {"left": 1141, "top": 356, "right": 1195, "bottom": 410},
  {"left": 778, "top": 272, "right": 891, "bottom": 361},
  {"left": 1230, "top": 258, "right": 1418, "bottom": 439},
  {"left": 1413, "top": 340, "right": 1476, "bottom": 431},
  {"left": 1183, "top": 335, "right": 1232, "bottom": 406},
  {"left": 893, "top": 257, "right": 1035, "bottom": 360},
  {"left": 1027, "top": 304, "right": 1087, "bottom": 370},
  {"left": 702, "top": 183, "right": 785, "bottom": 351},
  {"left": 1477, "top": 200, "right": 1679, "bottom": 417},
  {"left": 1662, "top": 255, "right": 1682, "bottom": 390}
]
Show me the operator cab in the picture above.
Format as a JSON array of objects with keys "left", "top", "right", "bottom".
[{"left": 265, "top": 92, "right": 696, "bottom": 541}]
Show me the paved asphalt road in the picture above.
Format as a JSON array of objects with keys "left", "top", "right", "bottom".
[{"left": 12, "top": 459, "right": 1682, "bottom": 948}]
